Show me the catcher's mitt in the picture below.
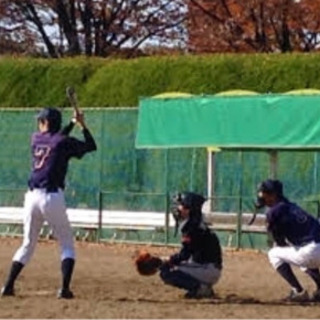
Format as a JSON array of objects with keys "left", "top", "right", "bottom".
[{"left": 134, "top": 250, "right": 163, "bottom": 276}]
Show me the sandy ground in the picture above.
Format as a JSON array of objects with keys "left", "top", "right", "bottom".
[{"left": 0, "top": 237, "right": 319, "bottom": 319}]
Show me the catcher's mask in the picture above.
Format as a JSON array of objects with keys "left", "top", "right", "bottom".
[
  {"left": 255, "top": 179, "right": 283, "bottom": 209},
  {"left": 37, "top": 107, "right": 62, "bottom": 133},
  {"left": 171, "top": 192, "right": 206, "bottom": 236}
]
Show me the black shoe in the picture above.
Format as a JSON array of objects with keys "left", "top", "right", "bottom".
[
  {"left": 1, "top": 286, "right": 14, "bottom": 297},
  {"left": 184, "top": 289, "right": 197, "bottom": 299},
  {"left": 312, "top": 289, "right": 320, "bottom": 302},
  {"left": 184, "top": 284, "right": 214, "bottom": 299},
  {"left": 57, "top": 288, "right": 74, "bottom": 299}
]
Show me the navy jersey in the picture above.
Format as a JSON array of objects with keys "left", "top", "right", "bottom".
[
  {"left": 170, "top": 219, "right": 222, "bottom": 268},
  {"left": 28, "top": 128, "right": 97, "bottom": 190},
  {"left": 266, "top": 200, "right": 320, "bottom": 246}
]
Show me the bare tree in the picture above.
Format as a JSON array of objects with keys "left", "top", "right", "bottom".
[
  {"left": 187, "top": 0, "right": 320, "bottom": 53},
  {"left": 0, "top": 0, "right": 187, "bottom": 57}
]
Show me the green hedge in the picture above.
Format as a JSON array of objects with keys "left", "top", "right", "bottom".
[{"left": 1, "top": 54, "right": 320, "bottom": 108}]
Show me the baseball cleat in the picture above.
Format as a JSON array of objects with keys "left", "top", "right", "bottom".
[
  {"left": 57, "top": 288, "right": 74, "bottom": 299},
  {"left": 184, "top": 284, "right": 214, "bottom": 299},
  {"left": 1, "top": 286, "right": 14, "bottom": 297},
  {"left": 311, "top": 289, "right": 320, "bottom": 302},
  {"left": 284, "top": 288, "right": 309, "bottom": 302}
]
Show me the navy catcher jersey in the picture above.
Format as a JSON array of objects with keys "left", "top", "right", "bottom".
[
  {"left": 28, "top": 128, "right": 96, "bottom": 190},
  {"left": 266, "top": 200, "right": 320, "bottom": 246}
]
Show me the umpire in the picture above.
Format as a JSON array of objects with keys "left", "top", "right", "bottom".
[
  {"left": 257, "top": 179, "right": 320, "bottom": 302},
  {"left": 1, "top": 107, "right": 97, "bottom": 299}
]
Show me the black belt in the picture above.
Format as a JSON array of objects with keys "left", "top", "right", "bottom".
[{"left": 29, "top": 186, "right": 59, "bottom": 193}]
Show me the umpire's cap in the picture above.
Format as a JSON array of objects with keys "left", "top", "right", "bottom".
[
  {"left": 258, "top": 179, "right": 283, "bottom": 197},
  {"left": 37, "top": 107, "right": 62, "bottom": 133}
]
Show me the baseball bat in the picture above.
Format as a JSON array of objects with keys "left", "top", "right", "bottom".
[
  {"left": 66, "top": 86, "right": 81, "bottom": 115},
  {"left": 60, "top": 86, "right": 81, "bottom": 136}
]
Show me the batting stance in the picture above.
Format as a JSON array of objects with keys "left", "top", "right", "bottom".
[
  {"left": 160, "top": 192, "right": 222, "bottom": 299},
  {"left": 1, "top": 107, "right": 97, "bottom": 299},
  {"left": 257, "top": 179, "right": 320, "bottom": 302}
]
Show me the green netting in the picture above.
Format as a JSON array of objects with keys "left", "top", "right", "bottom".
[
  {"left": 2, "top": 109, "right": 320, "bottom": 209},
  {"left": 1, "top": 108, "right": 320, "bottom": 249},
  {"left": 100, "top": 191, "right": 167, "bottom": 212},
  {"left": 212, "top": 150, "right": 320, "bottom": 214},
  {"left": 0, "top": 189, "right": 25, "bottom": 206},
  {"left": 0, "top": 109, "right": 208, "bottom": 209}
]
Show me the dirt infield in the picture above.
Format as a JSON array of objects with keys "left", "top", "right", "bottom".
[{"left": 0, "top": 238, "right": 319, "bottom": 319}]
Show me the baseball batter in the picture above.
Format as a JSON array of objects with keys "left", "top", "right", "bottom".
[
  {"left": 257, "top": 179, "right": 320, "bottom": 302},
  {"left": 160, "top": 192, "right": 222, "bottom": 299},
  {"left": 1, "top": 107, "right": 97, "bottom": 299}
]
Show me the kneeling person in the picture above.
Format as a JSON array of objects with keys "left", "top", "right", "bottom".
[
  {"left": 160, "top": 192, "right": 222, "bottom": 299},
  {"left": 257, "top": 179, "right": 320, "bottom": 302}
]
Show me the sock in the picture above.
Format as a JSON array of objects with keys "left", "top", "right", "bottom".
[
  {"left": 61, "top": 258, "right": 75, "bottom": 291},
  {"left": 4, "top": 261, "right": 24, "bottom": 289},
  {"left": 305, "top": 268, "right": 320, "bottom": 290},
  {"left": 276, "top": 263, "right": 303, "bottom": 292}
]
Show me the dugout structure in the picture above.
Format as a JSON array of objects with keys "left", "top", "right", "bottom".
[{"left": 136, "top": 91, "right": 320, "bottom": 248}]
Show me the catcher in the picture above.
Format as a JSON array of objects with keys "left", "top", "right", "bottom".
[{"left": 135, "top": 192, "right": 222, "bottom": 299}]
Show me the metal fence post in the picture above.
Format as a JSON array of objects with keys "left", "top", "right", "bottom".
[
  {"left": 236, "top": 196, "right": 242, "bottom": 250},
  {"left": 97, "top": 190, "right": 103, "bottom": 242},
  {"left": 165, "top": 191, "right": 170, "bottom": 245}
]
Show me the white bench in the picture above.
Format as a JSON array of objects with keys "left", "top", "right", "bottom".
[
  {"left": 0, "top": 207, "right": 25, "bottom": 237},
  {"left": 205, "top": 211, "right": 266, "bottom": 230},
  {"left": 0, "top": 207, "right": 266, "bottom": 243},
  {"left": 100, "top": 210, "right": 176, "bottom": 241},
  {"left": 0, "top": 207, "right": 176, "bottom": 241}
]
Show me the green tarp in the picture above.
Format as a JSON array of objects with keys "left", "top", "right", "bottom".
[{"left": 135, "top": 94, "right": 320, "bottom": 149}]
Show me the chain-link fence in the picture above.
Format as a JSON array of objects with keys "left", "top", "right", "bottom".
[{"left": 1, "top": 109, "right": 320, "bottom": 249}]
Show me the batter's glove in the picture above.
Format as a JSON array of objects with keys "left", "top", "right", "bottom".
[{"left": 134, "top": 250, "right": 163, "bottom": 276}]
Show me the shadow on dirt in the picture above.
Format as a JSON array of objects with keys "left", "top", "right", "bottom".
[{"left": 116, "top": 294, "right": 318, "bottom": 307}]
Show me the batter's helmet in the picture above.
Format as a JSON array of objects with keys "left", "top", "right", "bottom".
[{"left": 37, "top": 107, "right": 62, "bottom": 133}]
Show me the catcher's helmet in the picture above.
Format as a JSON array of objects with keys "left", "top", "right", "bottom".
[
  {"left": 171, "top": 192, "right": 206, "bottom": 236},
  {"left": 177, "top": 192, "right": 206, "bottom": 210},
  {"left": 37, "top": 107, "right": 62, "bottom": 133}
]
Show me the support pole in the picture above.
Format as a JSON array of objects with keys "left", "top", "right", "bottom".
[
  {"left": 236, "top": 151, "right": 243, "bottom": 250},
  {"left": 269, "top": 150, "right": 278, "bottom": 179},
  {"left": 164, "top": 149, "right": 169, "bottom": 245},
  {"left": 207, "top": 150, "right": 215, "bottom": 211},
  {"left": 97, "top": 190, "right": 103, "bottom": 242}
]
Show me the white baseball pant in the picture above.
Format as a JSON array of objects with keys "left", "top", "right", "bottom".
[
  {"left": 13, "top": 189, "right": 75, "bottom": 265},
  {"left": 268, "top": 242, "right": 320, "bottom": 270}
]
